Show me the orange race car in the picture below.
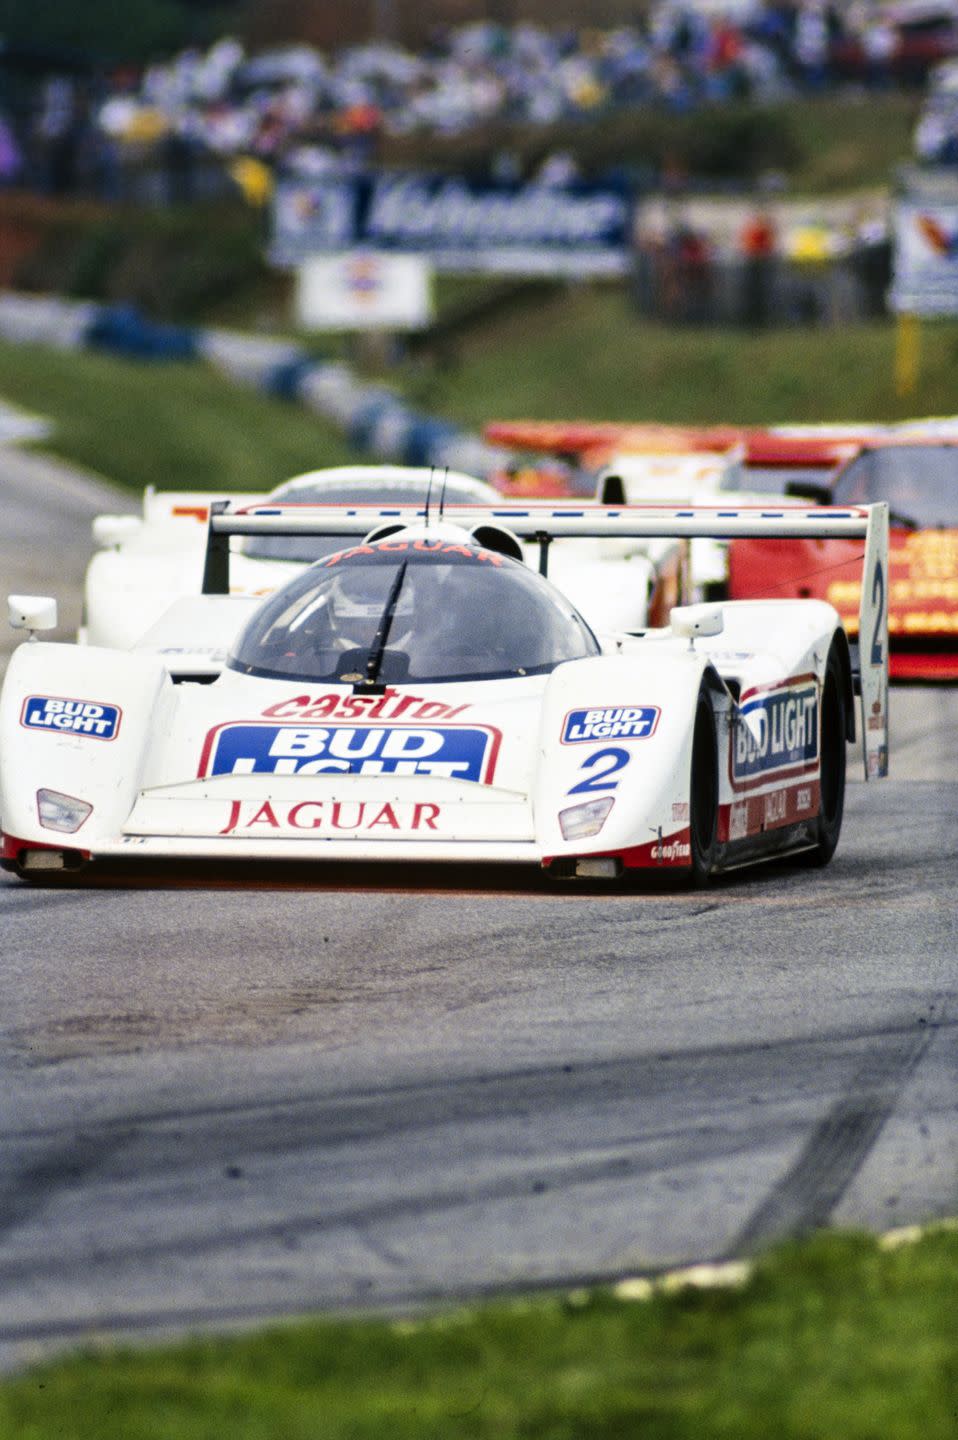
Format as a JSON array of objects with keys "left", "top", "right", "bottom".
[{"left": 484, "top": 419, "right": 856, "bottom": 497}]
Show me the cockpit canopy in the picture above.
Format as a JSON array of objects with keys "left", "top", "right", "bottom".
[{"left": 227, "top": 538, "right": 600, "bottom": 685}]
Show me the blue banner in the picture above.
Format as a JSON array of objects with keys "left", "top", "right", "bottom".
[{"left": 272, "top": 173, "right": 633, "bottom": 277}]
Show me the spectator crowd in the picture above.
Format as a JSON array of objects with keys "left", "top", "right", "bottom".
[{"left": 0, "top": 0, "right": 955, "bottom": 201}]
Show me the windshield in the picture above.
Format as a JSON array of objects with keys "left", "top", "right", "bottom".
[
  {"left": 831, "top": 446, "right": 958, "bottom": 527},
  {"left": 740, "top": 465, "right": 834, "bottom": 496},
  {"left": 228, "top": 540, "right": 600, "bottom": 684},
  {"left": 241, "top": 479, "right": 496, "bottom": 562}
]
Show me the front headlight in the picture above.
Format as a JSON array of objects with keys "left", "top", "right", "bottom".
[
  {"left": 558, "top": 795, "right": 614, "bottom": 841},
  {"left": 36, "top": 789, "right": 93, "bottom": 833}
]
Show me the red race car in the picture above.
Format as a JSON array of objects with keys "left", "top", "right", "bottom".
[{"left": 729, "top": 439, "right": 958, "bottom": 680}]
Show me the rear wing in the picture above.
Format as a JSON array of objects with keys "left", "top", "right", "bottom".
[
  {"left": 141, "top": 488, "right": 268, "bottom": 527},
  {"left": 202, "top": 499, "right": 889, "bottom": 779}
]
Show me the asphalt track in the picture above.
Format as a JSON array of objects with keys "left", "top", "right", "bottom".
[{"left": 1, "top": 448, "right": 956, "bottom": 1370}]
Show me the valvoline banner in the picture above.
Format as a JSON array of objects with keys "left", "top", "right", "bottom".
[{"left": 272, "top": 173, "right": 633, "bottom": 276}]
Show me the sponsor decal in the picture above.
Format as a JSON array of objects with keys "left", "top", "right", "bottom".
[
  {"left": 323, "top": 540, "right": 503, "bottom": 567},
  {"left": 894, "top": 611, "right": 958, "bottom": 633},
  {"left": 733, "top": 684, "right": 818, "bottom": 783},
  {"left": 728, "top": 802, "right": 749, "bottom": 841},
  {"left": 671, "top": 801, "right": 690, "bottom": 822},
  {"left": 828, "top": 534, "right": 958, "bottom": 634},
  {"left": 272, "top": 173, "right": 630, "bottom": 277},
  {"left": 219, "top": 799, "right": 442, "bottom": 835},
  {"left": 653, "top": 838, "right": 690, "bottom": 862},
  {"left": 21, "top": 695, "right": 121, "bottom": 740},
  {"left": 261, "top": 688, "right": 469, "bottom": 723},
  {"left": 202, "top": 723, "right": 497, "bottom": 782},
  {"left": 721, "top": 780, "right": 821, "bottom": 842},
  {"left": 562, "top": 706, "right": 659, "bottom": 743},
  {"left": 764, "top": 790, "right": 787, "bottom": 825}
]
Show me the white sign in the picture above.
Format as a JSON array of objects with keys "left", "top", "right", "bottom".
[
  {"left": 891, "top": 202, "right": 958, "bottom": 315},
  {"left": 295, "top": 252, "right": 432, "bottom": 331}
]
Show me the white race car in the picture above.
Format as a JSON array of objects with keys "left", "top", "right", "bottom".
[
  {"left": 81, "top": 466, "right": 663, "bottom": 651},
  {"left": 1, "top": 500, "right": 889, "bottom": 885},
  {"left": 593, "top": 447, "right": 770, "bottom": 601}
]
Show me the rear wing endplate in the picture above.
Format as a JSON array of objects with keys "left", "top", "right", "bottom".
[
  {"left": 857, "top": 502, "right": 890, "bottom": 779},
  {"left": 203, "top": 499, "right": 890, "bottom": 778}
]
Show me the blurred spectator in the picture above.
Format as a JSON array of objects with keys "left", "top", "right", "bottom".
[
  {"left": 852, "top": 214, "right": 892, "bottom": 316},
  {"left": 5, "top": 5, "right": 957, "bottom": 205},
  {"left": 0, "top": 114, "right": 23, "bottom": 186},
  {"left": 740, "top": 209, "right": 777, "bottom": 326},
  {"left": 677, "top": 223, "right": 713, "bottom": 322},
  {"left": 33, "top": 78, "right": 81, "bottom": 194}
]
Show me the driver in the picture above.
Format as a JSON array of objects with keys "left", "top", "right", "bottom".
[{"left": 321, "top": 563, "right": 416, "bottom": 656}]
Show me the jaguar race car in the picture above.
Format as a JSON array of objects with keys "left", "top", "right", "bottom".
[{"left": 1, "top": 499, "right": 889, "bottom": 884}]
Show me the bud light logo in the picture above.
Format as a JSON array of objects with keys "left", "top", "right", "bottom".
[
  {"left": 205, "top": 724, "right": 496, "bottom": 781},
  {"left": 21, "top": 695, "right": 120, "bottom": 739},
  {"left": 562, "top": 707, "right": 659, "bottom": 743},
  {"left": 733, "top": 686, "right": 818, "bottom": 781}
]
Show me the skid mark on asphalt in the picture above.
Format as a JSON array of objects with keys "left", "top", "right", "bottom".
[
  {"left": 0, "top": 1127, "right": 130, "bottom": 1244},
  {"left": 732, "top": 1023, "right": 935, "bottom": 1253}
]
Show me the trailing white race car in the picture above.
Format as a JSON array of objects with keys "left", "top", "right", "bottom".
[
  {"left": 81, "top": 467, "right": 498, "bottom": 650},
  {"left": 81, "top": 465, "right": 664, "bottom": 650},
  {"left": 1, "top": 500, "right": 889, "bottom": 885}
]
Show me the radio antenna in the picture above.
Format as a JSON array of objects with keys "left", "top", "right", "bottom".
[
  {"left": 424, "top": 468, "right": 435, "bottom": 528},
  {"left": 438, "top": 467, "right": 450, "bottom": 519}
]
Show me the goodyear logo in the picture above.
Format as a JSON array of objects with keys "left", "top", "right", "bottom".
[
  {"left": 734, "top": 685, "right": 818, "bottom": 781},
  {"left": 207, "top": 724, "right": 492, "bottom": 780},
  {"left": 22, "top": 695, "right": 120, "bottom": 739},
  {"left": 563, "top": 706, "right": 659, "bottom": 743}
]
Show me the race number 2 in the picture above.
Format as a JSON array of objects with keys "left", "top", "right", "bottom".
[{"left": 568, "top": 747, "right": 630, "bottom": 794}]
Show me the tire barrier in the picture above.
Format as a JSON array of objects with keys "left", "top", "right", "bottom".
[{"left": 0, "top": 290, "right": 515, "bottom": 480}]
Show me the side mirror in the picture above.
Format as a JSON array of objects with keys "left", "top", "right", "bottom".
[
  {"left": 784, "top": 479, "right": 833, "bottom": 505},
  {"left": 9, "top": 594, "right": 58, "bottom": 634},
  {"left": 596, "top": 472, "right": 627, "bottom": 505},
  {"left": 92, "top": 514, "right": 142, "bottom": 549},
  {"left": 671, "top": 603, "right": 724, "bottom": 642}
]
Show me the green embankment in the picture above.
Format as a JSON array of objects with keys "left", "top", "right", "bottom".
[
  {"left": 2, "top": 301, "right": 956, "bottom": 496},
  {"left": 403, "top": 295, "right": 958, "bottom": 431},
  {"left": 0, "top": 340, "right": 356, "bottom": 494},
  {"left": 2, "top": 1231, "right": 957, "bottom": 1439}
]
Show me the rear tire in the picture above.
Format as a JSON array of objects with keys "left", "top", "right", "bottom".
[
  {"left": 689, "top": 683, "right": 719, "bottom": 886},
  {"left": 806, "top": 641, "right": 847, "bottom": 866}
]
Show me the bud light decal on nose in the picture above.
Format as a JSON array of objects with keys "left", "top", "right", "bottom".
[
  {"left": 562, "top": 707, "right": 659, "bottom": 743},
  {"left": 21, "top": 695, "right": 121, "bottom": 740},
  {"left": 200, "top": 723, "right": 500, "bottom": 783}
]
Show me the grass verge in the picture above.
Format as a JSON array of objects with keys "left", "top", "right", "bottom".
[
  {"left": 1, "top": 1230, "right": 957, "bottom": 1439},
  {"left": 3, "top": 296, "right": 958, "bottom": 496},
  {"left": 0, "top": 339, "right": 358, "bottom": 494},
  {"left": 403, "top": 295, "right": 958, "bottom": 430}
]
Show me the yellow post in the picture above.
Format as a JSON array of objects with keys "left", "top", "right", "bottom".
[{"left": 895, "top": 312, "right": 920, "bottom": 398}]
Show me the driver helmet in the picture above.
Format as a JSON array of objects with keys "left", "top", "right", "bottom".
[{"left": 325, "top": 562, "right": 415, "bottom": 651}]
